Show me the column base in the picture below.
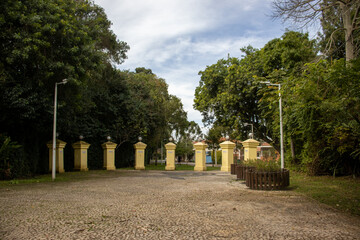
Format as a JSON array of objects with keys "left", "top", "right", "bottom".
[
  {"left": 221, "top": 166, "right": 231, "bottom": 172},
  {"left": 165, "top": 166, "right": 175, "bottom": 171},
  {"left": 194, "top": 166, "right": 206, "bottom": 171},
  {"left": 74, "top": 168, "right": 89, "bottom": 171},
  {"left": 135, "top": 166, "right": 145, "bottom": 170},
  {"left": 104, "top": 166, "right": 116, "bottom": 170}
]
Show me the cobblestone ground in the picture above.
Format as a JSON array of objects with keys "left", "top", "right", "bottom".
[{"left": 1, "top": 170, "right": 360, "bottom": 240}]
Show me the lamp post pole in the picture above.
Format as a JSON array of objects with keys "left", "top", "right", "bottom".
[
  {"left": 278, "top": 84, "right": 284, "bottom": 169},
  {"left": 244, "top": 123, "right": 254, "bottom": 139},
  {"left": 52, "top": 79, "right": 68, "bottom": 181},
  {"left": 260, "top": 82, "right": 284, "bottom": 169}
]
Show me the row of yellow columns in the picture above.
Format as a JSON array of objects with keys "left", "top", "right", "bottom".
[
  {"left": 135, "top": 138, "right": 260, "bottom": 172},
  {"left": 47, "top": 139, "right": 116, "bottom": 173},
  {"left": 48, "top": 138, "right": 260, "bottom": 173}
]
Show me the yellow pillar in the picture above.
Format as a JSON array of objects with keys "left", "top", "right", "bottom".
[
  {"left": 134, "top": 141, "right": 146, "bottom": 170},
  {"left": 102, "top": 141, "right": 117, "bottom": 170},
  {"left": 47, "top": 139, "right": 66, "bottom": 173},
  {"left": 242, "top": 139, "right": 260, "bottom": 161},
  {"left": 194, "top": 141, "right": 207, "bottom": 171},
  {"left": 165, "top": 142, "right": 176, "bottom": 170},
  {"left": 72, "top": 140, "right": 90, "bottom": 171},
  {"left": 220, "top": 140, "right": 236, "bottom": 172}
]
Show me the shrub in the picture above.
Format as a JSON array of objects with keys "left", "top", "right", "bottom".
[
  {"left": 0, "top": 135, "right": 21, "bottom": 179},
  {"left": 243, "top": 157, "right": 281, "bottom": 172}
]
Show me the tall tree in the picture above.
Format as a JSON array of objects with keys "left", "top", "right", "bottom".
[
  {"left": 194, "top": 31, "right": 317, "bottom": 151},
  {"left": 194, "top": 47, "right": 270, "bottom": 145},
  {"left": 272, "top": 0, "right": 360, "bottom": 61},
  {"left": 0, "top": 0, "right": 129, "bottom": 174}
]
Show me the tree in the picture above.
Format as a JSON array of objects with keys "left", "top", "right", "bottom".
[
  {"left": 194, "top": 51, "right": 266, "bottom": 141},
  {"left": 258, "top": 31, "right": 317, "bottom": 156},
  {"left": 205, "top": 125, "right": 227, "bottom": 165},
  {"left": 0, "top": 0, "right": 129, "bottom": 174},
  {"left": 195, "top": 32, "right": 317, "bottom": 150},
  {"left": 194, "top": 31, "right": 317, "bottom": 153},
  {"left": 272, "top": 0, "right": 360, "bottom": 61},
  {"left": 175, "top": 121, "right": 202, "bottom": 161},
  {"left": 282, "top": 58, "right": 360, "bottom": 175}
]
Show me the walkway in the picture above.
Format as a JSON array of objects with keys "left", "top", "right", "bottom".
[{"left": 0, "top": 170, "right": 359, "bottom": 239}]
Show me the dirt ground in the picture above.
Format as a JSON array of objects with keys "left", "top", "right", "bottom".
[{"left": 0, "top": 170, "right": 359, "bottom": 240}]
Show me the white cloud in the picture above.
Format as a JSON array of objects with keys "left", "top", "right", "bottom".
[{"left": 94, "top": 0, "right": 285, "bottom": 132}]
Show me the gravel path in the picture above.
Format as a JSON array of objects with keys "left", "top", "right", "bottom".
[{"left": 0, "top": 170, "right": 359, "bottom": 240}]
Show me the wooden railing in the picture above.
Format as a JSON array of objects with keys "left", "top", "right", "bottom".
[
  {"left": 236, "top": 165, "right": 256, "bottom": 180},
  {"left": 245, "top": 169, "right": 290, "bottom": 190}
]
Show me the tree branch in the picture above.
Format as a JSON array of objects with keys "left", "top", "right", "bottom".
[{"left": 352, "top": 5, "right": 360, "bottom": 29}]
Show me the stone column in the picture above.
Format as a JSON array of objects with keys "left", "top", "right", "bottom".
[
  {"left": 134, "top": 141, "right": 146, "bottom": 170},
  {"left": 242, "top": 139, "right": 260, "bottom": 161},
  {"left": 220, "top": 140, "right": 236, "bottom": 172},
  {"left": 165, "top": 142, "right": 176, "bottom": 170},
  {"left": 72, "top": 140, "right": 90, "bottom": 171},
  {"left": 194, "top": 141, "right": 207, "bottom": 171},
  {"left": 102, "top": 140, "right": 117, "bottom": 170},
  {"left": 47, "top": 139, "right": 66, "bottom": 173}
]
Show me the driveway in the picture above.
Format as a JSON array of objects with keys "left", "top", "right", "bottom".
[{"left": 0, "top": 170, "right": 359, "bottom": 239}]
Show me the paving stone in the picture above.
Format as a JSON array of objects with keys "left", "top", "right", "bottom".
[{"left": 0, "top": 170, "right": 359, "bottom": 239}]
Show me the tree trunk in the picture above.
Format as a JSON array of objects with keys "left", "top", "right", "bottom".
[
  {"left": 340, "top": 2, "right": 355, "bottom": 61},
  {"left": 215, "top": 149, "right": 217, "bottom": 166},
  {"left": 290, "top": 136, "right": 296, "bottom": 163}
]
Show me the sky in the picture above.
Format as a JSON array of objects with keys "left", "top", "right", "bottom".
[{"left": 92, "top": 0, "right": 294, "bottom": 132}]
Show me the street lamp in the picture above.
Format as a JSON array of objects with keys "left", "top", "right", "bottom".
[
  {"left": 244, "top": 123, "right": 254, "bottom": 139},
  {"left": 260, "top": 81, "right": 284, "bottom": 169},
  {"left": 52, "top": 78, "right": 68, "bottom": 181}
]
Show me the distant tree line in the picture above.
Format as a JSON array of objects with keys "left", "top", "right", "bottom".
[{"left": 0, "top": 0, "right": 200, "bottom": 179}]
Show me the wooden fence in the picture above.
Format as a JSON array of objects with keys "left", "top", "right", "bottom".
[
  {"left": 236, "top": 165, "right": 256, "bottom": 180},
  {"left": 231, "top": 164, "right": 237, "bottom": 175},
  {"left": 245, "top": 169, "right": 290, "bottom": 190}
]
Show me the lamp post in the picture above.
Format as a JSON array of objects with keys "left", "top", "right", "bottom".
[
  {"left": 260, "top": 81, "right": 284, "bottom": 169},
  {"left": 244, "top": 123, "right": 254, "bottom": 139},
  {"left": 52, "top": 78, "right": 68, "bottom": 181}
]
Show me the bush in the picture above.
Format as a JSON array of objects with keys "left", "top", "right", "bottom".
[
  {"left": 243, "top": 157, "right": 281, "bottom": 172},
  {"left": 0, "top": 135, "right": 21, "bottom": 179}
]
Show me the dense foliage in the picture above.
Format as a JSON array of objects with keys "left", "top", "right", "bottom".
[
  {"left": 195, "top": 30, "right": 360, "bottom": 176},
  {"left": 0, "top": 0, "right": 196, "bottom": 178}
]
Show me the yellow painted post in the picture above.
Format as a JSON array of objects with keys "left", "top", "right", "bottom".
[
  {"left": 102, "top": 140, "right": 117, "bottom": 170},
  {"left": 220, "top": 140, "right": 236, "bottom": 172},
  {"left": 165, "top": 142, "right": 176, "bottom": 170},
  {"left": 194, "top": 141, "right": 207, "bottom": 171},
  {"left": 47, "top": 140, "right": 66, "bottom": 173},
  {"left": 134, "top": 141, "right": 146, "bottom": 170},
  {"left": 72, "top": 140, "right": 90, "bottom": 171},
  {"left": 242, "top": 139, "right": 260, "bottom": 161}
]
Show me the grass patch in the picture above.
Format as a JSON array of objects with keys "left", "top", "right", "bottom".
[
  {"left": 143, "top": 164, "right": 220, "bottom": 171},
  {"left": 0, "top": 170, "right": 114, "bottom": 187},
  {"left": 0, "top": 165, "right": 221, "bottom": 187},
  {"left": 290, "top": 171, "right": 360, "bottom": 216}
]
